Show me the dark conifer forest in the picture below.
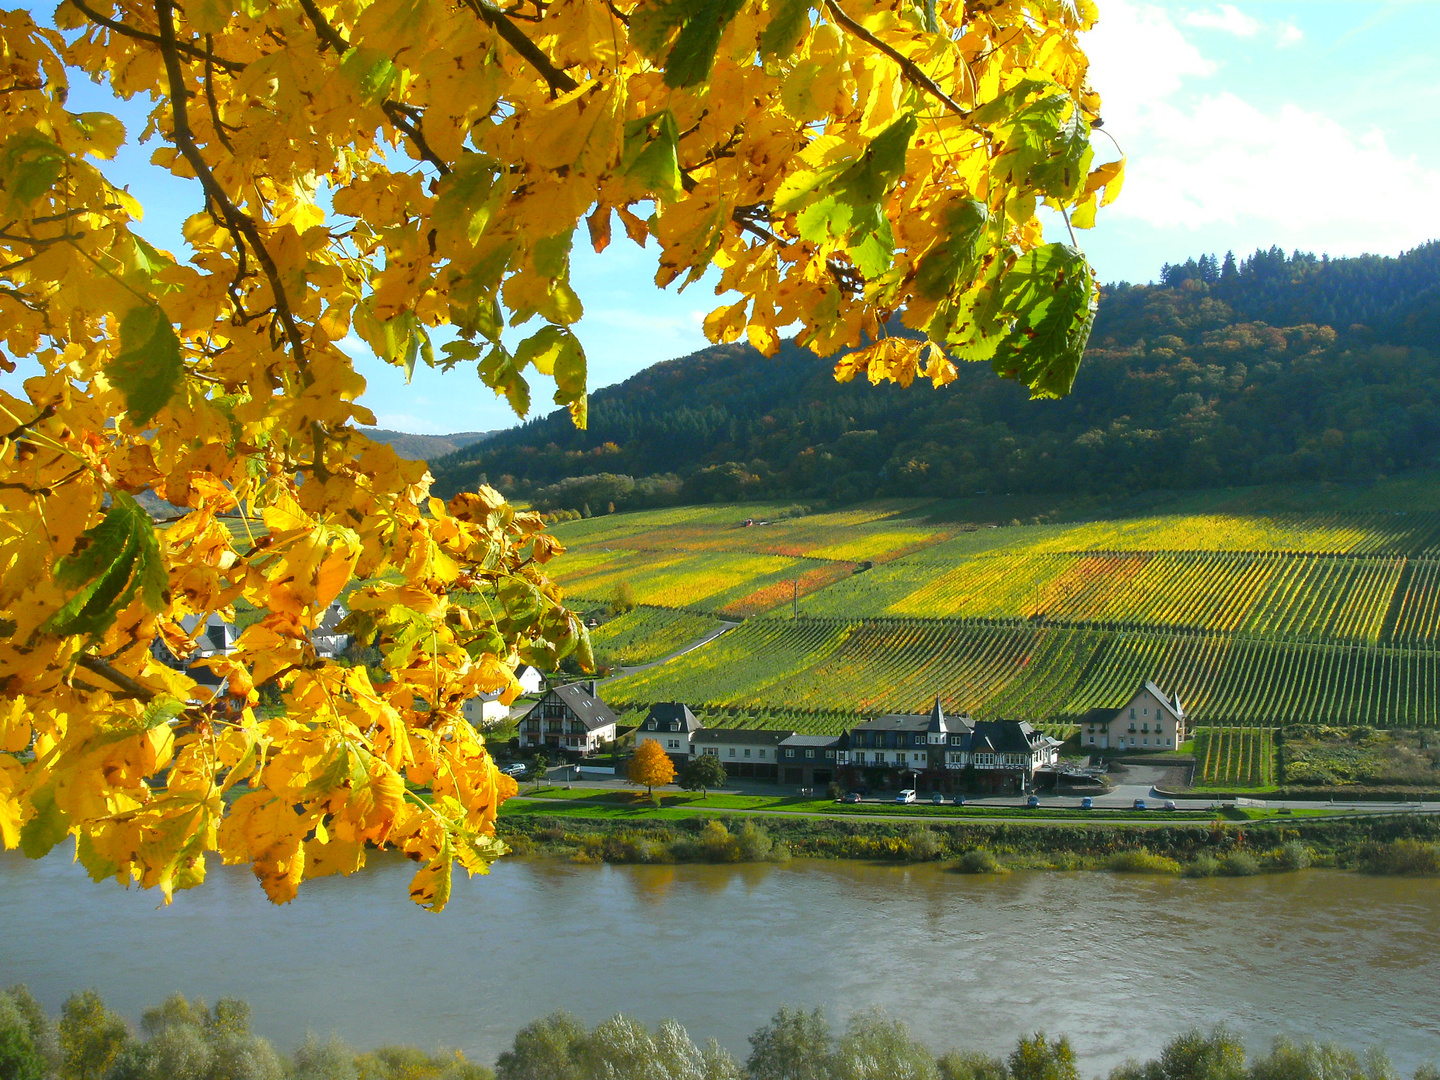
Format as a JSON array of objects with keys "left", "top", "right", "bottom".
[{"left": 432, "top": 242, "right": 1440, "bottom": 512}]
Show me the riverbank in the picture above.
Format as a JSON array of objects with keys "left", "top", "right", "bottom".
[
  {"left": 7, "top": 853, "right": 1439, "bottom": 1072},
  {"left": 497, "top": 806, "right": 1440, "bottom": 876}
]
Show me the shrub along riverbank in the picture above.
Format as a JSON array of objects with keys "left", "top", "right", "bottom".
[
  {"left": 2, "top": 987, "right": 1436, "bottom": 1080},
  {"left": 496, "top": 812, "right": 1440, "bottom": 877}
]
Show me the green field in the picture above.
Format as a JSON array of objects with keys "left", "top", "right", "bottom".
[
  {"left": 548, "top": 479, "right": 1440, "bottom": 734},
  {"left": 1194, "top": 727, "right": 1277, "bottom": 787}
]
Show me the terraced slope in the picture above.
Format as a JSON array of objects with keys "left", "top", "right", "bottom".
[{"left": 561, "top": 486, "right": 1440, "bottom": 733}]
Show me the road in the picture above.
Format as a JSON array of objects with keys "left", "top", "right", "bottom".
[{"left": 524, "top": 765, "right": 1440, "bottom": 817}]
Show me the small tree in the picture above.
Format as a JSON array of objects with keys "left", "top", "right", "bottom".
[
  {"left": 59, "top": 991, "right": 128, "bottom": 1080},
  {"left": 627, "top": 741, "right": 676, "bottom": 800},
  {"left": 611, "top": 582, "right": 637, "bottom": 616},
  {"left": 1008, "top": 1033, "right": 1079, "bottom": 1080},
  {"left": 681, "top": 756, "right": 727, "bottom": 799},
  {"left": 747, "top": 1007, "right": 834, "bottom": 1080}
]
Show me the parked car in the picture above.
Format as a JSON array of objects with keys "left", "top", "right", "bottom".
[
  {"left": 502, "top": 763, "right": 528, "bottom": 777},
  {"left": 931, "top": 792, "right": 945, "bottom": 805},
  {"left": 1080, "top": 796, "right": 1093, "bottom": 809},
  {"left": 896, "top": 789, "right": 917, "bottom": 804},
  {"left": 952, "top": 795, "right": 965, "bottom": 806},
  {"left": 1026, "top": 794, "right": 1040, "bottom": 808},
  {"left": 1133, "top": 798, "right": 1148, "bottom": 810},
  {"left": 1163, "top": 799, "right": 1178, "bottom": 811},
  {"left": 841, "top": 791, "right": 863, "bottom": 804}
]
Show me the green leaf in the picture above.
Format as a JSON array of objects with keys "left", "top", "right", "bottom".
[
  {"left": 622, "top": 110, "right": 683, "bottom": 201},
  {"left": 108, "top": 303, "right": 183, "bottom": 425},
  {"left": 987, "top": 243, "right": 1097, "bottom": 399},
  {"left": 339, "top": 47, "right": 400, "bottom": 105},
  {"left": 19, "top": 785, "right": 70, "bottom": 859},
  {"left": 478, "top": 345, "right": 531, "bottom": 417},
  {"left": 0, "top": 130, "right": 66, "bottom": 211},
  {"left": 43, "top": 492, "right": 168, "bottom": 637},
  {"left": 433, "top": 156, "right": 499, "bottom": 246},
  {"left": 835, "top": 113, "right": 916, "bottom": 204},
  {"left": 759, "top": 0, "right": 812, "bottom": 59},
  {"left": 914, "top": 198, "right": 990, "bottom": 301},
  {"left": 662, "top": 0, "right": 745, "bottom": 88},
  {"left": 140, "top": 696, "right": 185, "bottom": 729}
]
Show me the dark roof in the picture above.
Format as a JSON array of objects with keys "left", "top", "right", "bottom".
[
  {"left": 848, "top": 705, "right": 973, "bottom": 736},
  {"left": 779, "top": 733, "right": 840, "bottom": 748},
  {"left": 533, "top": 683, "right": 618, "bottom": 730},
  {"left": 691, "top": 727, "right": 793, "bottom": 746},
  {"left": 1145, "top": 681, "right": 1186, "bottom": 722},
  {"left": 642, "top": 702, "right": 701, "bottom": 733},
  {"left": 969, "top": 719, "right": 1042, "bottom": 755}
]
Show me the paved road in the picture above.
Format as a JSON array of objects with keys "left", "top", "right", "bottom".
[
  {"left": 600, "top": 618, "right": 741, "bottom": 680},
  {"left": 523, "top": 768, "right": 1440, "bottom": 817}
]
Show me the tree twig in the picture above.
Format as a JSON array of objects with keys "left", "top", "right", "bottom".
[
  {"left": 153, "top": 0, "right": 308, "bottom": 375},
  {"left": 76, "top": 654, "right": 156, "bottom": 701},
  {"left": 293, "top": 0, "right": 450, "bottom": 175},
  {"left": 822, "top": 0, "right": 971, "bottom": 120},
  {"left": 69, "top": 0, "right": 245, "bottom": 73},
  {"left": 461, "top": 0, "right": 578, "bottom": 94}
]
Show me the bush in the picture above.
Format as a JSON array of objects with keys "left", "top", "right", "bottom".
[
  {"left": 955, "top": 850, "right": 1003, "bottom": 874},
  {"left": 1219, "top": 852, "right": 1261, "bottom": 877},
  {"left": 1354, "top": 839, "right": 1440, "bottom": 876},
  {"left": 1269, "top": 841, "right": 1313, "bottom": 871},
  {"left": 902, "top": 826, "right": 943, "bottom": 862},
  {"left": 1107, "top": 850, "right": 1182, "bottom": 874},
  {"left": 1183, "top": 856, "right": 1220, "bottom": 878}
]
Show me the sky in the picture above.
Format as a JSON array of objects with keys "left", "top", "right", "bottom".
[{"left": 6, "top": 1, "right": 1440, "bottom": 435}]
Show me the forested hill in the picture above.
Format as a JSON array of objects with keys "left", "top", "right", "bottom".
[{"left": 431, "top": 242, "right": 1440, "bottom": 510}]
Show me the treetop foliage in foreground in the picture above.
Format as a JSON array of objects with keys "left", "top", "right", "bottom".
[
  {"left": 0, "top": 0, "right": 1116, "bottom": 908},
  {"left": 2, "top": 986, "right": 1436, "bottom": 1080}
]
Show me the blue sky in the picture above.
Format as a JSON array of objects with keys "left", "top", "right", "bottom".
[{"left": 8, "top": 1, "right": 1440, "bottom": 435}]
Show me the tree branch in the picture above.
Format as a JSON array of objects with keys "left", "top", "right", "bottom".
[
  {"left": 76, "top": 653, "right": 156, "bottom": 701},
  {"left": 153, "top": 0, "right": 308, "bottom": 372},
  {"left": 462, "top": 0, "right": 578, "bottom": 95},
  {"left": 293, "top": 0, "right": 450, "bottom": 175},
  {"left": 70, "top": 0, "right": 245, "bottom": 73},
  {"left": 822, "top": 0, "right": 971, "bottom": 120}
]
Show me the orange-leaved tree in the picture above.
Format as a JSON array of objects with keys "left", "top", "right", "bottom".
[
  {"left": 627, "top": 739, "right": 676, "bottom": 799},
  {"left": 0, "top": 0, "right": 1117, "bottom": 909}
]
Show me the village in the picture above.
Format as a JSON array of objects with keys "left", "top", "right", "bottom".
[
  {"left": 514, "top": 674, "right": 1190, "bottom": 802},
  {"left": 159, "top": 603, "right": 1190, "bottom": 803}
]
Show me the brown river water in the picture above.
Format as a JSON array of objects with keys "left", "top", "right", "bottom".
[{"left": 2, "top": 851, "right": 1438, "bottom": 1073}]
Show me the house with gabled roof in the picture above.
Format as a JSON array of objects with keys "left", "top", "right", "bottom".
[
  {"left": 634, "top": 702, "right": 702, "bottom": 765},
  {"left": 1084, "top": 681, "right": 1187, "bottom": 751},
  {"left": 519, "top": 680, "right": 617, "bottom": 756},
  {"left": 968, "top": 719, "right": 1063, "bottom": 791}
]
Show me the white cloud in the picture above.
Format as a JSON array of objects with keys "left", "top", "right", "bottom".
[
  {"left": 1183, "top": 5, "right": 1260, "bottom": 38},
  {"left": 1277, "top": 22, "right": 1303, "bottom": 48},
  {"left": 1085, "top": 0, "right": 1214, "bottom": 132},
  {"left": 1083, "top": 3, "right": 1440, "bottom": 252}
]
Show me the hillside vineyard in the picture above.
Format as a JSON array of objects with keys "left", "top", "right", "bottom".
[{"left": 557, "top": 492, "right": 1440, "bottom": 733}]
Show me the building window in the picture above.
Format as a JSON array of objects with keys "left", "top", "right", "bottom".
[
  {"left": 785, "top": 749, "right": 795, "bottom": 758},
  {"left": 745, "top": 748, "right": 752, "bottom": 758},
  {"left": 805, "top": 749, "right": 815, "bottom": 759},
  {"left": 1130, "top": 708, "right": 1135, "bottom": 719},
  {"left": 729, "top": 749, "right": 736, "bottom": 757}
]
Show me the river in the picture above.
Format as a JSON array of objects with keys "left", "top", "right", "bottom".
[{"left": 2, "top": 851, "right": 1438, "bottom": 1074}]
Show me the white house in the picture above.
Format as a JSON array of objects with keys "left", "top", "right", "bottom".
[
  {"left": 634, "top": 702, "right": 702, "bottom": 765},
  {"left": 312, "top": 599, "right": 350, "bottom": 658},
  {"left": 514, "top": 664, "right": 546, "bottom": 696},
  {"left": 461, "top": 690, "right": 510, "bottom": 729},
  {"left": 689, "top": 728, "right": 790, "bottom": 780},
  {"left": 1084, "top": 681, "right": 1187, "bottom": 750},
  {"left": 518, "top": 681, "right": 618, "bottom": 756}
]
